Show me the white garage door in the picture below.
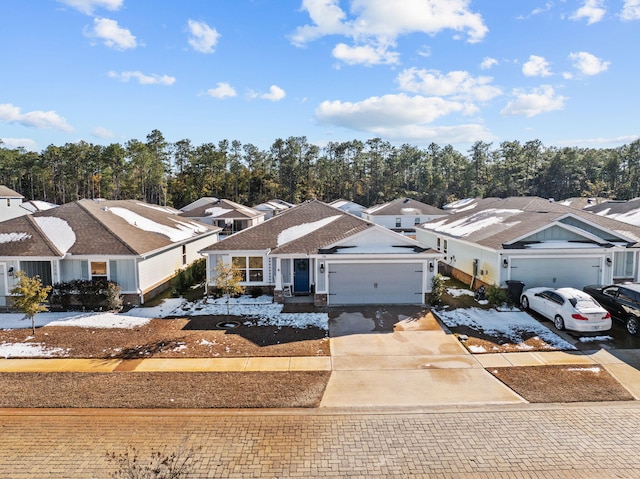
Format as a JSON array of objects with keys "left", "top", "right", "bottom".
[
  {"left": 328, "top": 263, "right": 423, "bottom": 305},
  {"left": 510, "top": 257, "right": 601, "bottom": 289}
]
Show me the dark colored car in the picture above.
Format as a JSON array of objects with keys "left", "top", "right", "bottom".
[{"left": 583, "top": 283, "right": 640, "bottom": 335}]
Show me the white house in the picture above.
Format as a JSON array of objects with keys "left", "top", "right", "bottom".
[
  {"left": 415, "top": 196, "right": 640, "bottom": 291},
  {"left": 0, "top": 186, "right": 27, "bottom": 223},
  {"left": 329, "top": 199, "right": 366, "bottom": 217},
  {"left": 253, "top": 199, "right": 294, "bottom": 220},
  {"left": 0, "top": 199, "right": 220, "bottom": 307},
  {"left": 179, "top": 198, "right": 264, "bottom": 236},
  {"left": 362, "top": 198, "right": 449, "bottom": 235},
  {"left": 201, "top": 200, "right": 443, "bottom": 306}
]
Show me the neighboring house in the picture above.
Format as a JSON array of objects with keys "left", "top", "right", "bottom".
[
  {"left": 179, "top": 198, "right": 264, "bottom": 236},
  {"left": 415, "top": 196, "right": 640, "bottom": 291},
  {"left": 361, "top": 197, "right": 449, "bottom": 235},
  {"left": 253, "top": 199, "right": 294, "bottom": 220},
  {"left": 329, "top": 199, "right": 365, "bottom": 217},
  {"left": 0, "top": 199, "right": 220, "bottom": 307},
  {"left": 585, "top": 198, "right": 640, "bottom": 227},
  {"left": 0, "top": 186, "right": 26, "bottom": 222},
  {"left": 559, "top": 197, "right": 608, "bottom": 210},
  {"left": 201, "top": 200, "right": 443, "bottom": 306},
  {"left": 20, "top": 200, "right": 58, "bottom": 213}
]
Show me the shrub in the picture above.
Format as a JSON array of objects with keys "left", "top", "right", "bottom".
[
  {"left": 172, "top": 258, "right": 206, "bottom": 294},
  {"left": 430, "top": 273, "right": 445, "bottom": 306},
  {"left": 107, "top": 440, "right": 201, "bottom": 479},
  {"left": 50, "top": 279, "right": 123, "bottom": 311},
  {"left": 486, "top": 284, "right": 508, "bottom": 308}
]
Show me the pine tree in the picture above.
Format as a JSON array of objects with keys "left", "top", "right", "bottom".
[{"left": 10, "top": 271, "right": 51, "bottom": 335}]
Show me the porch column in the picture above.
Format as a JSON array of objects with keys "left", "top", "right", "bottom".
[{"left": 275, "top": 257, "right": 282, "bottom": 290}]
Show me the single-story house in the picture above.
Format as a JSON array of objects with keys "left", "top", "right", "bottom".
[
  {"left": 0, "top": 186, "right": 27, "bottom": 223},
  {"left": 253, "top": 199, "right": 294, "bottom": 220},
  {"left": 201, "top": 200, "right": 443, "bottom": 306},
  {"left": 329, "top": 199, "right": 365, "bottom": 217},
  {"left": 0, "top": 199, "right": 220, "bottom": 307},
  {"left": 415, "top": 196, "right": 640, "bottom": 291},
  {"left": 179, "top": 198, "right": 264, "bottom": 236},
  {"left": 361, "top": 198, "right": 449, "bottom": 236}
]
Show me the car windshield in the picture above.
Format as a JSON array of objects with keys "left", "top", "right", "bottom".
[{"left": 569, "top": 297, "right": 600, "bottom": 309}]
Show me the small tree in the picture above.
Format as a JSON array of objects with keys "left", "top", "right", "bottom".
[
  {"left": 213, "top": 259, "right": 244, "bottom": 316},
  {"left": 10, "top": 271, "right": 51, "bottom": 335},
  {"left": 486, "top": 284, "right": 508, "bottom": 309}
]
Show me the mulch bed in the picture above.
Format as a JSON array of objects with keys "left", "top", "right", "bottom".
[
  {"left": 0, "top": 371, "right": 330, "bottom": 408},
  {"left": 488, "top": 365, "right": 634, "bottom": 403}
]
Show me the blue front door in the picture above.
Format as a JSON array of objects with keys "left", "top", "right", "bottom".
[{"left": 294, "top": 259, "right": 310, "bottom": 293}]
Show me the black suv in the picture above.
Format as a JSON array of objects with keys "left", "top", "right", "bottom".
[{"left": 583, "top": 283, "right": 640, "bottom": 335}]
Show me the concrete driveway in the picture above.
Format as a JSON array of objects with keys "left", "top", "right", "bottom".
[{"left": 320, "top": 306, "right": 525, "bottom": 408}]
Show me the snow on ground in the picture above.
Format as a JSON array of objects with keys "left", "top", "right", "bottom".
[
  {"left": 436, "top": 307, "right": 577, "bottom": 351},
  {"left": 446, "top": 287, "right": 474, "bottom": 297},
  {"left": 0, "top": 342, "right": 68, "bottom": 358},
  {"left": 1, "top": 295, "right": 329, "bottom": 332}
]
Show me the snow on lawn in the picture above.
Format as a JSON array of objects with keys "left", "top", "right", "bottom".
[
  {"left": 446, "top": 287, "right": 474, "bottom": 297},
  {"left": 1, "top": 311, "right": 150, "bottom": 330},
  {"left": 436, "top": 307, "right": 577, "bottom": 351},
  {"left": 0, "top": 342, "right": 68, "bottom": 358},
  {"left": 124, "top": 295, "right": 329, "bottom": 330}
]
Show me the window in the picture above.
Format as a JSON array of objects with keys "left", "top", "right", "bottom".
[
  {"left": 443, "top": 239, "right": 448, "bottom": 253},
  {"left": 414, "top": 217, "right": 421, "bottom": 225},
  {"left": 182, "top": 245, "right": 187, "bottom": 265},
  {"left": 436, "top": 238, "right": 441, "bottom": 250},
  {"left": 6, "top": 199, "right": 10, "bottom": 207},
  {"left": 232, "top": 256, "right": 263, "bottom": 282},
  {"left": 91, "top": 261, "right": 107, "bottom": 280},
  {"left": 395, "top": 217, "right": 401, "bottom": 228}
]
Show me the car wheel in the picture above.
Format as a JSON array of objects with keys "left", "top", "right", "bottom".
[
  {"left": 554, "top": 315, "right": 565, "bottom": 331},
  {"left": 521, "top": 296, "right": 529, "bottom": 310},
  {"left": 626, "top": 316, "right": 640, "bottom": 336}
]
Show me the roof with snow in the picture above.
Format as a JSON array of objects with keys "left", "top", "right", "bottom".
[
  {"left": 420, "top": 196, "right": 640, "bottom": 249},
  {"left": 179, "top": 198, "right": 264, "bottom": 220},
  {"left": 363, "top": 197, "right": 448, "bottom": 216},
  {"left": 0, "top": 199, "right": 220, "bottom": 257},
  {"left": 584, "top": 198, "right": 640, "bottom": 227},
  {"left": 202, "top": 200, "right": 378, "bottom": 255}
]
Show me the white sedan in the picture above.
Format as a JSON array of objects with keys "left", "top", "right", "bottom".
[{"left": 520, "top": 287, "right": 612, "bottom": 332}]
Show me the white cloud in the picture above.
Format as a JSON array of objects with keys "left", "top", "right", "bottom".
[
  {"left": 480, "top": 57, "right": 498, "bottom": 70},
  {"left": 260, "top": 85, "right": 286, "bottom": 101},
  {"left": 501, "top": 85, "right": 566, "bottom": 117},
  {"left": 316, "top": 93, "right": 470, "bottom": 130},
  {"left": 291, "top": 0, "right": 488, "bottom": 65},
  {"left": 556, "top": 135, "right": 640, "bottom": 147},
  {"left": 522, "top": 55, "right": 552, "bottom": 77},
  {"left": 108, "top": 71, "right": 176, "bottom": 85},
  {"left": 571, "top": 0, "right": 606, "bottom": 24},
  {"left": 0, "top": 138, "right": 39, "bottom": 151},
  {"left": 85, "top": 17, "right": 137, "bottom": 50},
  {"left": 57, "top": 0, "right": 122, "bottom": 15},
  {"left": 91, "top": 126, "right": 115, "bottom": 139},
  {"left": 621, "top": 0, "right": 640, "bottom": 20},
  {"left": 206, "top": 82, "right": 237, "bottom": 99},
  {"left": 0, "top": 103, "right": 73, "bottom": 132},
  {"left": 569, "top": 51, "right": 610, "bottom": 75},
  {"left": 332, "top": 42, "right": 399, "bottom": 65},
  {"left": 187, "top": 19, "right": 220, "bottom": 54},
  {"left": 396, "top": 68, "right": 502, "bottom": 102}
]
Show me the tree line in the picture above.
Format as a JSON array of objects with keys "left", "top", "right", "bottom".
[{"left": 1, "top": 129, "right": 639, "bottom": 209}]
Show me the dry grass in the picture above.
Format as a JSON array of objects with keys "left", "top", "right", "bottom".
[
  {"left": 0, "top": 371, "right": 330, "bottom": 408},
  {"left": 0, "top": 316, "right": 329, "bottom": 359},
  {"left": 488, "top": 365, "right": 634, "bottom": 403}
]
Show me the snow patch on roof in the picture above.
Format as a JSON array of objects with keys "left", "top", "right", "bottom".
[
  {"left": 401, "top": 207, "right": 420, "bottom": 215},
  {"left": 136, "top": 202, "right": 179, "bottom": 214},
  {"left": 109, "top": 207, "right": 207, "bottom": 242},
  {"left": 34, "top": 217, "right": 75, "bottom": 254},
  {"left": 422, "top": 208, "right": 522, "bottom": 237},
  {"left": 524, "top": 241, "right": 600, "bottom": 249},
  {"left": 277, "top": 215, "right": 341, "bottom": 246},
  {"left": 204, "top": 206, "right": 232, "bottom": 217},
  {"left": 604, "top": 209, "right": 640, "bottom": 227},
  {"left": 21, "top": 200, "right": 57, "bottom": 213},
  {"left": 443, "top": 198, "right": 475, "bottom": 209},
  {"left": 0, "top": 232, "right": 31, "bottom": 243}
]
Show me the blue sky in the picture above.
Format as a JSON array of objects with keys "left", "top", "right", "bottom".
[{"left": 1, "top": 0, "right": 639, "bottom": 153}]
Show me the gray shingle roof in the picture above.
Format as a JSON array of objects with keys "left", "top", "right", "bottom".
[
  {"left": 0, "top": 199, "right": 219, "bottom": 257},
  {"left": 201, "top": 200, "right": 373, "bottom": 254},
  {"left": 364, "top": 197, "right": 447, "bottom": 216},
  {"left": 179, "top": 198, "right": 263, "bottom": 220},
  {"left": 0, "top": 186, "right": 24, "bottom": 198},
  {"left": 420, "top": 196, "right": 640, "bottom": 249}
]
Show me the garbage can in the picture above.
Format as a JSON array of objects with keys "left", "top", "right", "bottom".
[{"left": 505, "top": 280, "right": 525, "bottom": 305}]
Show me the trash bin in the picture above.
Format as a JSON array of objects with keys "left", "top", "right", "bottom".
[{"left": 505, "top": 280, "right": 525, "bottom": 305}]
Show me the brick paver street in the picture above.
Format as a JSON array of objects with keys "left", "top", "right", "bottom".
[{"left": 2, "top": 403, "right": 640, "bottom": 478}]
